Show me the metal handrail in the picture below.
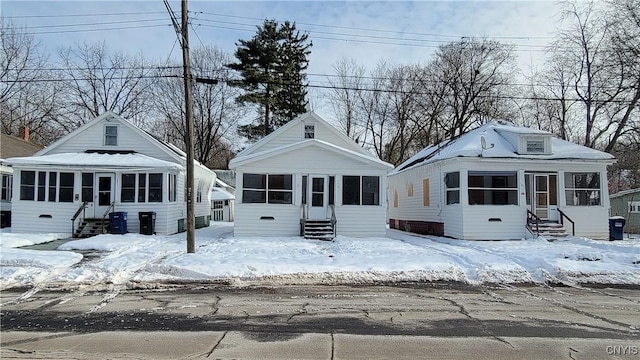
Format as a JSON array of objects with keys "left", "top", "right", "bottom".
[
  {"left": 101, "top": 202, "right": 115, "bottom": 234},
  {"left": 329, "top": 204, "right": 337, "bottom": 237},
  {"left": 557, "top": 208, "right": 575, "bottom": 236},
  {"left": 71, "top": 201, "right": 88, "bottom": 235},
  {"left": 526, "top": 209, "right": 541, "bottom": 236}
]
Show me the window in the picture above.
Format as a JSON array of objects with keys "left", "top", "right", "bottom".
[
  {"left": 342, "top": 175, "right": 380, "bottom": 206},
  {"left": 423, "top": 179, "right": 430, "bottom": 206},
  {"left": 526, "top": 139, "right": 545, "bottom": 153},
  {"left": 121, "top": 174, "right": 136, "bottom": 202},
  {"left": 565, "top": 172, "right": 600, "bottom": 206},
  {"left": 48, "top": 172, "right": 57, "bottom": 202},
  {"left": 302, "top": 175, "right": 307, "bottom": 204},
  {"left": 148, "top": 173, "right": 163, "bottom": 202},
  {"left": 196, "top": 179, "right": 202, "bottom": 203},
  {"left": 105, "top": 125, "right": 118, "bottom": 145},
  {"left": 329, "top": 176, "right": 335, "bottom": 205},
  {"left": 468, "top": 171, "right": 518, "bottom": 205},
  {"left": 1, "top": 174, "right": 12, "bottom": 201},
  {"left": 242, "top": 173, "right": 293, "bottom": 204},
  {"left": 58, "top": 173, "right": 74, "bottom": 202},
  {"left": 212, "top": 200, "right": 223, "bottom": 209},
  {"left": 444, "top": 172, "right": 460, "bottom": 205},
  {"left": 82, "top": 173, "right": 93, "bottom": 202},
  {"left": 169, "top": 174, "right": 177, "bottom": 202},
  {"left": 20, "top": 170, "right": 35, "bottom": 200},
  {"left": 268, "top": 174, "right": 292, "bottom": 204},
  {"left": 37, "top": 171, "right": 46, "bottom": 201},
  {"left": 138, "top": 174, "right": 146, "bottom": 202},
  {"left": 304, "top": 124, "right": 315, "bottom": 139},
  {"left": 629, "top": 201, "right": 640, "bottom": 213}
]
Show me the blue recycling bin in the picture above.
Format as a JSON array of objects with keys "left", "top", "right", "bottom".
[
  {"left": 109, "top": 212, "right": 128, "bottom": 235},
  {"left": 608, "top": 217, "right": 625, "bottom": 240}
]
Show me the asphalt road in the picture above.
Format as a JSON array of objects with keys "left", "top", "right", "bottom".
[{"left": 1, "top": 283, "right": 639, "bottom": 359}]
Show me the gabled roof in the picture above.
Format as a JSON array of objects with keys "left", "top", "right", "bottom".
[
  {"left": 235, "top": 111, "right": 372, "bottom": 158},
  {"left": 230, "top": 139, "right": 393, "bottom": 170},
  {"left": 391, "top": 121, "right": 615, "bottom": 175},
  {"left": 1, "top": 133, "right": 43, "bottom": 159},
  {"left": 37, "top": 111, "right": 184, "bottom": 163}
]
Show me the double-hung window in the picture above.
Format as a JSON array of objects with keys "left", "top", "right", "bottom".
[
  {"left": 121, "top": 174, "right": 136, "bottom": 202},
  {"left": 468, "top": 171, "right": 518, "bottom": 205},
  {"left": 148, "top": 173, "right": 163, "bottom": 202},
  {"left": 105, "top": 125, "right": 118, "bottom": 145},
  {"left": 1, "top": 174, "right": 12, "bottom": 201},
  {"left": 565, "top": 172, "right": 600, "bottom": 206},
  {"left": 444, "top": 172, "right": 460, "bottom": 205}
]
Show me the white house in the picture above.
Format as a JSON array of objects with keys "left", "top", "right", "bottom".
[
  {"left": 1, "top": 131, "right": 43, "bottom": 228},
  {"left": 229, "top": 112, "right": 393, "bottom": 239},
  {"left": 211, "top": 178, "right": 235, "bottom": 222},
  {"left": 6, "top": 111, "right": 216, "bottom": 236},
  {"left": 388, "top": 121, "right": 615, "bottom": 240}
]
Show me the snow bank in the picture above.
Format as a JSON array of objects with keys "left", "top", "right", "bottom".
[{"left": 1, "top": 224, "right": 639, "bottom": 289}]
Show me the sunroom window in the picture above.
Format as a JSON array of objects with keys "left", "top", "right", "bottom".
[
  {"left": 444, "top": 172, "right": 460, "bottom": 205},
  {"left": 565, "top": 172, "right": 600, "bottom": 206},
  {"left": 468, "top": 171, "right": 518, "bottom": 205},
  {"left": 242, "top": 173, "right": 292, "bottom": 204}
]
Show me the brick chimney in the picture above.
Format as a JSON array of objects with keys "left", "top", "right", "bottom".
[{"left": 19, "top": 126, "right": 30, "bottom": 141}]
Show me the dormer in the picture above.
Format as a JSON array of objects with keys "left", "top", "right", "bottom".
[{"left": 518, "top": 135, "right": 552, "bottom": 155}]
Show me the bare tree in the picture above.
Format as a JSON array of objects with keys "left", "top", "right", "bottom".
[
  {"left": 327, "top": 57, "right": 367, "bottom": 142},
  {"left": 153, "top": 46, "right": 244, "bottom": 169},
  {"left": 56, "top": 42, "right": 158, "bottom": 131},
  {"left": 429, "top": 38, "right": 517, "bottom": 139},
  {"left": 1, "top": 19, "right": 62, "bottom": 144}
]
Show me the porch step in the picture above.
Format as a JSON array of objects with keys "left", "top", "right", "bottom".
[
  {"left": 73, "top": 218, "right": 109, "bottom": 238},
  {"left": 304, "top": 219, "right": 335, "bottom": 241},
  {"left": 528, "top": 221, "right": 569, "bottom": 239}
]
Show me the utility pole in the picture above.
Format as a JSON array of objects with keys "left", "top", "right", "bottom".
[
  {"left": 164, "top": 0, "right": 196, "bottom": 253},
  {"left": 181, "top": 0, "right": 196, "bottom": 253}
]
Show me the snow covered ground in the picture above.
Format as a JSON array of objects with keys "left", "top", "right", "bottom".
[{"left": 1, "top": 224, "right": 639, "bottom": 290}]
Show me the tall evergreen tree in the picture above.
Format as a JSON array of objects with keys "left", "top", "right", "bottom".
[{"left": 227, "top": 19, "right": 311, "bottom": 141}]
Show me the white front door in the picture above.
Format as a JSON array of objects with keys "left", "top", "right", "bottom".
[
  {"left": 526, "top": 173, "right": 558, "bottom": 221},
  {"left": 308, "top": 175, "right": 328, "bottom": 219},
  {"left": 95, "top": 173, "right": 115, "bottom": 218}
]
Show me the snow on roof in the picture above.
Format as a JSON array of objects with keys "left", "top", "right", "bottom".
[
  {"left": 391, "top": 121, "right": 614, "bottom": 175},
  {"left": 231, "top": 138, "right": 394, "bottom": 170},
  {"left": 6, "top": 152, "right": 183, "bottom": 170},
  {"left": 211, "top": 186, "right": 235, "bottom": 200},
  {"left": 610, "top": 188, "right": 640, "bottom": 199}
]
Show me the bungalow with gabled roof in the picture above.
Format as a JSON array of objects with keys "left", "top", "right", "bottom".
[
  {"left": 6, "top": 111, "right": 216, "bottom": 237},
  {"left": 229, "top": 112, "right": 393, "bottom": 239}
]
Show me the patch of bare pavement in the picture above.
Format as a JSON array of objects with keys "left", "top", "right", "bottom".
[{"left": 1, "top": 283, "right": 639, "bottom": 359}]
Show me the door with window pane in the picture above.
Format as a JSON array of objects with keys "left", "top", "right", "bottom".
[
  {"left": 95, "top": 173, "right": 115, "bottom": 217},
  {"left": 308, "top": 175, "right": 328, "bottom": 219},
  {"left": 526, "top": 173, "right": 558, "bottom": 221}
]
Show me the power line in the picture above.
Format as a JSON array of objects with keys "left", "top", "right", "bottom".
[
  {"left": 3, "top": 11, "right": 168, "bottom": 19},
  {"left": 16, "top": 24, "right": 172, "bottom": 36},
  {"left": 194, "top": 11, "right": 554, "bottom": 41},
  {"left": 4, "top": 18, "right": 170, "bottom": 31}
]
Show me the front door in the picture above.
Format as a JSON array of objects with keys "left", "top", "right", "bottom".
[
  {"left": 526, "top": 173, "right": 558, "bottom": 221},
  {"left": 308, "top": 175, "right": 328, "bottom": 219},
  {"left": 95, "top": 173, "right": 115, "bottom": 218}
]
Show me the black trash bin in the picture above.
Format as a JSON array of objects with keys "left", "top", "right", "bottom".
[
  {"left": 609, "top": 217, "right": 626, "bottom": 240},
  {"left": 109, "top": 212, "right": 128, "bottom": 234},
  {"left": 139, "top": 211, "right": 156, "bottom": 235}
]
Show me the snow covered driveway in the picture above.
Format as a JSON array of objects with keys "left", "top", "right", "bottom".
[{"left": 1, "top": 224, "right": 639, "bottom": 290}]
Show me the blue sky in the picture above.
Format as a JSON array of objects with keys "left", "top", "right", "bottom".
[{"left": 3, "top": 1, "right": 563, "bottom": 115}]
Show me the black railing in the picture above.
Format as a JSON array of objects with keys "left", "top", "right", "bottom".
[
  {"left": 71, "top": 201, "right": 88, "bottom": 235},
  {"left": 557, "top": 209, "right": 575, "bottom": 236},
  {"left": 526, "top": 209, "right": 542, "bottom": 236},
  {"left": 329, "top": 204, "right": 337, "bottom": 237}
]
